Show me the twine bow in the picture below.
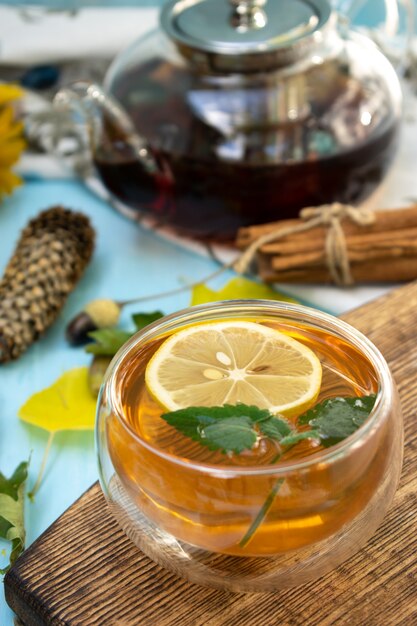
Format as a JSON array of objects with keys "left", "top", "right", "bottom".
[{"left": 234, "top": 203, "right": 376, "bottom": 286}]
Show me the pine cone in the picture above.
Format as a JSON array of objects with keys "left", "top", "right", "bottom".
[{"left": 0, "top": 206, "right": 95, "bottom": 362}]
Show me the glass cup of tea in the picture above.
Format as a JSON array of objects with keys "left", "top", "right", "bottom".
[{"left": 96, "top": 300, "right": 403, "bottom": 592}]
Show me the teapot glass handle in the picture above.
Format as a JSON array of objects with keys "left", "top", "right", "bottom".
[
  {"left": 334, "top": 0, "right": 414, "bottom": 71},
  {"left": 53, "top": 81, "right": 160, "bottom": 176}
]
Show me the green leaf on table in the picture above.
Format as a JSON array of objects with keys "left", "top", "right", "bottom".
[
  {"left": 86, "top": 328, "right": 132, "bottom": 356},
  {"left": 86, "top": 311, "right": 165, "bottom": 356},
  {"left": 191, "top": 277, "right": 298, "bottom": 306},
  {"left": 0, "top": 461, "right": 29, "bottom": 574},
  {"left": 132, "top": 310, "right": 164, "bottom": 331},
  {"left": 161, "top": 404, "right": 272, "bottom": 454},
  {"left": 297, "top": 395, "right": 377, "bottom": 447}
]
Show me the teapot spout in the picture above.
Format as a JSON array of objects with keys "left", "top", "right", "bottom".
[{"left": 54, "top": 81, "right": 165, "bottom": 215}]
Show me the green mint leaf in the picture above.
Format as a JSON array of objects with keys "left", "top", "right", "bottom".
[
  {"left": 0, "top": 461, "right": 29, "bottom": 575},
  {"left": 297, "top": 395, "right": 377, "bottom": 448},
  {"left": 258, "top": 416, "right": 292, "bottom": 441},
  {"left": 163, "top": 404, "right": 271, "bottom": 423},
  {"left": 202, "top": 417, "right": 257, "bottom": 454},
  {"left": 132, "top": 311, "right": 164, "bottom": 331},
  {"left": 85, "top": 329, "right": 132, "bottom": 356},
  {"left": 279, "top": 430, "right": 320, "bottom": 447},
  {"left": 161, "top": 404, "right": 268, "bottom": 454},
  {"left": 218, "top": 404, "right": 272, "bottom": 422},
  {"left": 161, "top": 407, "right": 216, "bottom": 444}
]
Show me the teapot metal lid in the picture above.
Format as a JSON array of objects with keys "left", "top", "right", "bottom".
[{"left": 161, "top": 0, "right": 333, "bottom": 72}]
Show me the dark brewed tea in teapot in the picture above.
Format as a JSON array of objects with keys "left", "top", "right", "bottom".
[
  {"left": 58, "top": 0, "right": 403, "bottom": 240},
  {"left": 94, "top": 55, "right": 399, "bottom": 240}
]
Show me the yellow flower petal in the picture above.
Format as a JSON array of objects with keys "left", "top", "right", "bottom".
[
  {"left": 0, "top": 89, "right": 25, "bottom": 197},
  {"left": 0, "top": 105, "right": 12, "bottom": 127},
  {"left": 0, "top": 121, "right": 24, "bottom": 143},
  {"left": 0, "top": 106, "right": 23, "bottom": 140},
  {"left": 0, "top": 168, "right": 22, "bottom": 195},
  {"left": 0, "top": 84, "right": 23, "bottom": 106},
  {"left": 0, "top": 139, "right": 26, "bottom": 166}
]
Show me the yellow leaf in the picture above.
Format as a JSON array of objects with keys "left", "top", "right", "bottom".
[
  {"left": 191, "top": 277, "right": 298, "bottom": 306},
  {"left": 19, "top": 367, "right": 97, "bottom": 433}
]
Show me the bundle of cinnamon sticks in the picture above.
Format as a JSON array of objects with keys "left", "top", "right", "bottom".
[{"left": 236, "top": 206, "right": 417, "bottom": 284}]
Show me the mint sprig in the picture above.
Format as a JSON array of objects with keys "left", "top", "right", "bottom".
[
  {"left": 161, "top": 395, "right": 377, "bottom": 549},
  {"left": 161, "top": 404, "right": 291, "bottom": 454},
  {"left": 162, "top": 396, "right": 377, "bottom": 457},
  {"left": 297, "top": 395, "right": 377, "bottom": 447},
  {"left": 162, "top": 405, "right": 260, "bottom": 454}
]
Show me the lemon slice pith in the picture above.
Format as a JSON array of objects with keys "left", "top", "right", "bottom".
[{"left": 145, "top": 321, "right": 322, "bottom": 417}]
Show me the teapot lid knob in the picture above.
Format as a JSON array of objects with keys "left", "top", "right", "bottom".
[
  {"left": 161, "top": 0, "right": 332, "bottom": 72},
  {"left": 229, "top": 0, "right": 268, "bottom": 32}
]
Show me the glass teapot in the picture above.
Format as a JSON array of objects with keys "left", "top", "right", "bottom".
[{"left": 55, "top": 0, "right": 411, "bottom": 240}]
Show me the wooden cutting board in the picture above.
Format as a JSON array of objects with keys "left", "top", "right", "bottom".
[{"left": 4, "top": 282, "right": 417, "bottom": 626}]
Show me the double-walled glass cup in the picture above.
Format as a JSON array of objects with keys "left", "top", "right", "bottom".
[{"left": 96, "top": 301, "right": 403, "bottom": 592}]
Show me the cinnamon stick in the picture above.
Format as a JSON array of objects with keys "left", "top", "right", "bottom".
[
  {"left": 260, "top": 257, "right": 417, "bottom": 284},
  {"left": 236, "top": 205, "right": 417, "bottom": 285},
  {"left": 237, "top": 206, "right": 417, "bottom": 249},
  {"left": 270, "top": 243, "right": 417, "bottom": 272},
  {"left": 260, "top": 227, "right": 417, "bottom": 256}
]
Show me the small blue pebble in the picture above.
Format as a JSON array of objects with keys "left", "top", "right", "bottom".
[{"left": 21, "top": 65, "right": 60, "bottom": 90}]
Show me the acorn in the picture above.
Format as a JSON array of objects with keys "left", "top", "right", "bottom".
[{"left": 66, "top": 298, "right": 121, "bottom": 346}]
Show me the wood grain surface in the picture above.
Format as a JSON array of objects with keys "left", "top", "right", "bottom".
[{"left": 4, "top": 282, "right": 417, "bottom": 626}]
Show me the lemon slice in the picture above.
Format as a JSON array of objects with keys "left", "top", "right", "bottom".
[{"left": 145, "top": 321, "right": 322, "bottom": 417}]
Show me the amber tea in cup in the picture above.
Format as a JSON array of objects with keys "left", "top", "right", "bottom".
[{"left": 96, "top": 301, "right": 402, "bottom": 591}]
